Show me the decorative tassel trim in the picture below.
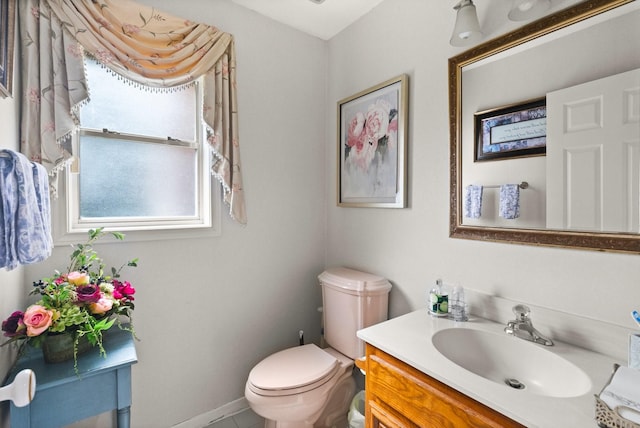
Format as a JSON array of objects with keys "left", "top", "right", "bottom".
[
  {"left": 85, "top": 53, "right": 197, "bottom": 94},
  {"left": 48, "top": 155, "right": 74, "bottom": 178},
  {"left": 204, "top": 123, "right": 243, "bottom": 223},
  {"left": 46, "top": 156, "right": 74, "bottom": 200}
]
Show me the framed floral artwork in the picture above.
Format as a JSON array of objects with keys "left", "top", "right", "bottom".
[
  {"left": 337, "top": 74, "right": 408, "bottom": 208},
  {"left": 474, "top": 97, "right": 546, "bottom": 162},
  {"left": 0, "top": 0, "right": 15, "bottom": 98}
]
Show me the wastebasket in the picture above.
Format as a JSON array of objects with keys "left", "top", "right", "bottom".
[{"left": 348, "top": 390, "right": 365, "bottom": 428}]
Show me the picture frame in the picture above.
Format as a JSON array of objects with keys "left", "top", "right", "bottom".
[
  {"left": 0, "top": 0, "right": 15, "bottom": 98},
  {"left": 337, "top": 74, "right": 408, "bottom": 208},
  {"left": 474, "top": 97, "right": 546, "bottom": 162}
]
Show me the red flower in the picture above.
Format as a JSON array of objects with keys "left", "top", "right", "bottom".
[
  {"left": 1, "top": 311, "right": 25, "bottom": 337},
  {"left": 75, "top": 284, "right": 102, "bottom": 303}
]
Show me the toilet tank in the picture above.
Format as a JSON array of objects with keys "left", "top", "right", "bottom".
[{"left": 318, "top": 267, "right": 391, "bottom": 359}]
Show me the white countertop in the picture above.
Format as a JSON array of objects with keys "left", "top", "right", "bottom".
[{"left": 357, "top": 309, "right": 621, "bottom": 428}]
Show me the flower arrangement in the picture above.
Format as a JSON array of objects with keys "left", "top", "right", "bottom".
[
  {"left": 345, "top": 98, "right": 398, "bottom": 173},
  {"left": 1, "top": 228, "right": 137, "bottom": 365}
]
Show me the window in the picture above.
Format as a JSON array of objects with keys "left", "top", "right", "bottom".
[{"left": 63, "top": 58, "right": 217, "bottom": 236}]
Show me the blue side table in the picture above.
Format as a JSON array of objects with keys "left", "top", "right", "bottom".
[{"left": 4, "top": 327, "right": 137, "bottom": 428}]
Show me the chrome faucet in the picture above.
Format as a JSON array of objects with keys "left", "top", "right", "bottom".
[{"left": 504, "top": 304, "right": 553, "bottom": 346}]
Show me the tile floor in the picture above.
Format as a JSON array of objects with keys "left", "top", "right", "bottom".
[{"left": 206, "top": 408, "right": 264, "bottom": 428}]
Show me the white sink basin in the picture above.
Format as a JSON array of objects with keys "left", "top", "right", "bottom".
[{"left": 431, "top": 328, "right": 592, "bottom": 398}]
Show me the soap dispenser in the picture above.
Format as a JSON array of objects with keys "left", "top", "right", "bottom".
[{"left": 428, "top": 279, "right": 448, "bottom": 317}]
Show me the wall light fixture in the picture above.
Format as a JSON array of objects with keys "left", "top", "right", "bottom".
[
  {"left": 450, "top": 0, "right": 483, "bottom": 47},
  {"left": 508, "top": 0, "right": 551, "bottom": 20},
  {"left": 450, "top": 0, "right": 552, "bottom": 47}
]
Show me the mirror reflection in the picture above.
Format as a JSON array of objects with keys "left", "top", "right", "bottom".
[
  {"left": 449, "top": 0, "right": 640, "bottom": 253},
  {"left": 461, "top": 4, "right": 639, "bottom": 233}
]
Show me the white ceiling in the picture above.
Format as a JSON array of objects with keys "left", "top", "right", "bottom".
[
  {"left": 229, "top": 1, "right": 591, "bottom": 43},
  {"left": 230, "top": 0, "right": 387, "bottom": 40}
]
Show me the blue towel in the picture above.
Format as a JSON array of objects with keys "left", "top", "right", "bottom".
[
  {"left": 464, "top": 185, "right": 483, "bottom": 218},
  {"left": 32, "top": 162, "right": 53, "bottom": 251},
  {"left": 0, "top": 150, "right": 53, "bottom": 270},
  {"left": 499, "top": 184, "right": 520, "bottom": 219}
]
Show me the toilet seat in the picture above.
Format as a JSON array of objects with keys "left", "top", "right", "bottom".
[{"left": 247, "top": 344, "right": 340, "bottom": 397}]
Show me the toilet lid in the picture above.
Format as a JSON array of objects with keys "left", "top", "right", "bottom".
[{"left": 248, "top": 344, "right": 339, "bottom": 396}]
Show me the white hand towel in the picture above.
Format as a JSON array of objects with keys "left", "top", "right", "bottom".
[
  {"left": 600, "top": 365, "right": 640, "bottom": 424},
  {"left": 464, "top": 185, "right": 483, "bottom": 218},
  {"left": 499, "top": 184, "right": 520, "bottom": 219}
]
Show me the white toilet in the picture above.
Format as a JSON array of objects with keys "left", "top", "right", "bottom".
[{"left": 245, "top": 267, "right": 392, "bottom": 428}]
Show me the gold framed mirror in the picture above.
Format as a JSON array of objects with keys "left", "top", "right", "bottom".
[{"left": 449, "top": 0, "right": 640, "bottom": 254}]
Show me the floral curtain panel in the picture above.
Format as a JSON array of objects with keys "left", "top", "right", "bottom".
[
  {"left": 18, "top": 1, "right": 86, "bottom": 194},
  {"left": 18, "top": 0, "right": 246, "bottom": 224}
]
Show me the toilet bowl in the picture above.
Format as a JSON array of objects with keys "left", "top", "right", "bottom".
[
  {"left": 245, "top": 267, "right": 391, "bottom": 428},
  {"left": 245, "top": 345, "right": 355, "bottom": 428}
]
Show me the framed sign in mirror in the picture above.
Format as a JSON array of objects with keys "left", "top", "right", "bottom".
[
  {"left": 474, "top": 98, "right": 547, "bottom": 162},
  {"left": 0, "top": 0, "right": 15, "bottom": 98}
]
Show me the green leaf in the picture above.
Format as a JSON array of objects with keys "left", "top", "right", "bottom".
[
  {"left": 88, "top": 228, "right": 102, "bottom": 240},
  {"left": 111, "top": 232, "right": 125, "bottom": 240}
]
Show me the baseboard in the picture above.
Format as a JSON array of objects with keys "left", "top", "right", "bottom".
[{"left": 172, "top": 397, "right": 250, "bottom": 428}]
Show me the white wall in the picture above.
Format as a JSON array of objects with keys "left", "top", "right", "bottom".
[
  {"left": 326, "top": 0, "right": 640, "bottom": 333},
  {"left": 0, "top": 38, "right": 25, "bottom": 427},
  {"left": 3, "top": 1, "right": 640, "bottom": 427},
  {"left": 18, "top": 1, "right": 329, "bottom": 426}
]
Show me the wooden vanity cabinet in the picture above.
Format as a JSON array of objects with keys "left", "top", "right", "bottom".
[{"left": 364, "top": 344, "right": 526, "bottom": 428}]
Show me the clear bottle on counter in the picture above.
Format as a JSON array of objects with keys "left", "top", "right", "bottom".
[{"left": 450, "top": 285, "right": 468, "bottom": 322}]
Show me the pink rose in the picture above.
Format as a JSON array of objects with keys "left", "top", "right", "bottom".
[
  {"left": 89, "top": 298, "right": 114, "bottom": 315},
  {"left": 27, "top": 88, "right": 40, "bottom": 105},
  {"left": 67, "top": 271, "right": 90, "bottom": 285},
  {"left": 364, "top": 100, "right": 390, "bottom": 143},
  {"left": 347, "top": 112, "right": 366, "bottom": 150},
  {"left": 388, "top": 117, "right": 398, "bottom": 133},
  {"left": 23, "top": 305, "right": 53, "bottom": 337},
  {"left": 122, "top": 24, "right": 141, "bottom": 34},
  {"left": 30, "top": 6, "right": 39, "bottom": 20},
  {"left": 348, "top": 135, "right": 378, "bottom": 171}
]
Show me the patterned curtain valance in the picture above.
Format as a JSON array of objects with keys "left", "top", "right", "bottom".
[{"left": 19, "top": 0, "right": 246, "bottom": 224}]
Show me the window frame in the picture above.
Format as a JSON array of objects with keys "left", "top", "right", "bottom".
[{"left": 53, "top": 75, "right": 221, "bottom": 244}]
